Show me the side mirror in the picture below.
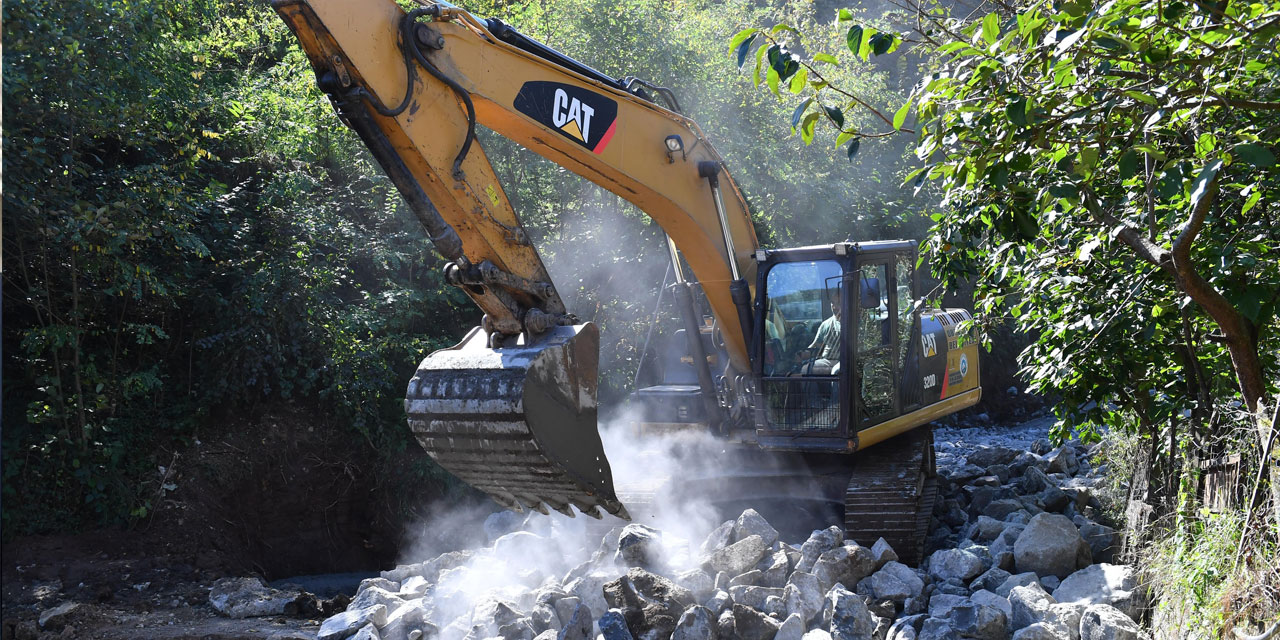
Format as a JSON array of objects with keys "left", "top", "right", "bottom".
[{"left": 859, "top": 277, "right": 880, "bottom": 309}]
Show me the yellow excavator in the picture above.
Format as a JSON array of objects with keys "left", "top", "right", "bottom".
[{"left": 275, "top": 0, "right": 981, "bottom": 563}]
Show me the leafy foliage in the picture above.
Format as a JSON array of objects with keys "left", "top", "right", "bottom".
[{"left": 2, "top": 0, "right": 470, "bottom": 534}]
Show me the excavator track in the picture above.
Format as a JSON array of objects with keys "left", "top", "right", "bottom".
[{"left": 844, "top": 428, "right": 937, "bottom": 566}]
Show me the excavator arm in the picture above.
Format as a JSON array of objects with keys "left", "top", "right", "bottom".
[{"left": 274, "top": 0, "right": 760, "bottom": 518}]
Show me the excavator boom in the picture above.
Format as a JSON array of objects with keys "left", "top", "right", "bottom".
[{"left": 274, "top": 0, "right": 759, "bottom": 518}]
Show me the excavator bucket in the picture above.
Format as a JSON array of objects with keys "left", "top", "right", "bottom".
[{"left": 405, "top": 323, "right": 629, "bottom": 520}]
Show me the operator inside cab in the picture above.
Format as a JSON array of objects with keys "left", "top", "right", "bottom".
[{"left": 798, "top": 290, "right": 840, "bottom": 375}]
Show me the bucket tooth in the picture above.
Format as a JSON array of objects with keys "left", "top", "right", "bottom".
[
  {"left": 406, "top": 323, "right": 626, "bottom": 519},
  {"left": 580, "top": 505, "right": 603, "bottom": 519}
]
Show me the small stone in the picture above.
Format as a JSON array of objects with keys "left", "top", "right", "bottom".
[
  {"left": 918, "top": 617, "right": 958, "bottom": 640},
  {"left": 1045, "top": 447, "right": 1078, "bottom": 476},
  {"left": 351, "top": 624, "right": 380, "bottom": 640},
  {"left": 672, "top": 605, "right": 717, "bottom": 640},
  {"left": 677, "top": 569, "right": 716, "bottom": 603},
  {"left": 870, "top": 538, "right": 898, "bottom": 570},
  {"left": 37, "top": 602, "right": 82, "bottom": 631},
  {"left": 728, "top": 585, "right": 784, "bottom": 611},
  {"left": 970, "top": 566, "right": 1011, "bottom": 593},
  {"left": 1040, "top": 575, "right": 1061, "bottom": 591},
  {"left": 950, "top": 603, "right": 1007, "bottom": 640},
  {"left": 1012, "top": 623, "right": 1071, "bottom": 640},
  {"left": 705, "top": 590, "right": 731, "bottom": 617},
  {"left": 730, "top": 570, "right": 762, "bottom": 587},
  {"left": 784, "top": 572, "right": 824, "bottom": 624},
  {"left": 805, "top": 630, "right": 836, "bottom": 640},
  {"left": 814, "top": 544, "right": 876, "bottom": 594},
  {"left": 209, "top": 577, "right": 309, "bottom": 619},
  {"left": 822, "top": 584, "right": 875, "bottom": 640},
  {"left": 319, "top": 605, "right": 388, "bottom": 640},
  {"left": 983, "top": 499, "right": 1025, "bottom": 521},
  {"left": 599, "top": 609, "right": 636, "bottom": 640},
  {"left": 798, "top": 527, "right": 845, "bottom": 573},
  {"left": 775, "top": 613, "right": 805, "bottom": 640},
  {"left": 701, "top": 521, "right": 735, "bottom": 554},
  {"left": 926, "top": 594, "right": 968, "bottom": 619},
  {"left": 1008, "top": 584, "right": 1057, "bottom": 631},
  {"left": 970, "top": 589, "right": 1011, "bottom": 619},
  {"left": 705, "top": 535, "right": 769, "bottom": 576},
  {"left": 996, "top": 573, "right": 1041, "bottom": 598},
  {"left": 1077, "top": 523, "right": 1119, "bottom": 564},
  {"left": 927, "top": 549, "right": 984, "bottom": 583},
  {"left": 557, "top": 602, "right": 593, "bottom": 640},
  {"left": 733, "top": 509, "right": 780, "bottom": 548},
  {"left": 1078, "top": 604, "right": 1140, "bottom": 640},
  {"left": 616, "top": 524, "right": 663, "bottom": 568},
  {"left": 732, "top": 603, "right": 782, "bottom": 640}
]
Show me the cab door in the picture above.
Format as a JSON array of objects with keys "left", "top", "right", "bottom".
[{"left": 851, "top": 259, "right": 898, "bottom": 429}]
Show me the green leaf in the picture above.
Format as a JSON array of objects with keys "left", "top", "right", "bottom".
[
  {"left": 814, "top": 52, "right": 840, "bottom": 65},
  {"left": 1189, "top": 159, "right": 1223, "bottom": 209},
  {"left": 837, "top": 8, "right": 854, "bottom": 21},
  {"left": 788, "top": 68, "right": 809, "bottom": 94},
  {"left": 836, "top": 129, "right": 857, "bottom": 146},
  {"left": 846, "top": 25, "right": 864, "bottom": 56},
  {"left": 734, "top": 33, "right": 757, "bottom": 69},
  {"left": 1194, "top": 133, "right": 1216, "bottom": 158},
  {"left": 791, "top": 98, "right": 813, "bottom": 131},
  {"left": 1005, "top": 96, "right": 1028, "bottom": 127},
  {"left": 1242, "top": 190, "right": 1262, "bottom": 214},
  {"left": 800, "top": 111, "right": 820, "bottom": 145},
  {"left": 728, "top": 28, "right": 758, "bottom": 54},
  {"left": 824, "top": 104, "right": 845, "bottom": 129},
  {"left": 847, "top": 138, "right": 861, "bottom": 161},
  {"left": 982, "top": 13, "right": 1000, "bottom": 45},
  {"left": 771, "top": 23, "right": 798, "bottom": 36},
  {"left": 1233, "top": 143, "right": 1276, "bottom": 168},
  {"left": 1123, "top": 90, "right": 1157, "bottom": 105},
  {"left": 767, "top": 66, "right": 780, "bottom": 96},
  {"left": 893, "top": 97, "right": 913, "bottom": 130},
  {"left": 869, "top": 32, "right": 897, "bottom": 56},
  {"left": 1118, "top": 149, "right": 1139, "bottom": 179}
]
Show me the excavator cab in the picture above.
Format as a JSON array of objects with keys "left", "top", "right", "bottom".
[{"left": 750, "top": 241, "right": 980, "bottom": 453}]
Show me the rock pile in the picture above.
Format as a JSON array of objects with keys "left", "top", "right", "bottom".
[{"left": 314, "top": 431, "right": 1147, "bottom": 640}]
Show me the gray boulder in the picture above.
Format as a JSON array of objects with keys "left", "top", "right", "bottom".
[
  {"left": 483, "top": 510, "right": 523, "bottom": 542},
  {"left": 599, "top": 609, "right": 636, "bottom": 640},
  {"left": 983, "top": 499, "right": 1025, "bottom": 521},
  {"left": 822, "top": 584, "right": 875, "bottom": 640},
  {"left": 728, "top": 585, "right": 784, "bottom": 611},
  {"left": 814, "top": 544, "right": 877, "bottom": 593},
  {"left": 918, "top": 617, "right": 958, "bottom": 640},
  {"left": 616, "top": 524, "right": 663, "bottom": 568},
  {"left": 776, "top": 613, "right": 806, "bottom": 640},
  {"left": 927, "top": 594, "right": 969, "bottom": 619},
  {"left": 705, "top": 589, "right": 731, "bottom": 617},
  {"left": 733, "top": 509, "right": 780, "bottom": 548},
  {"left": 603, "top": 568, "right": 695, "bottom": 640},
  {"left": 37, "top": 603, "right": 83, "bottom": 632},
  {"left": 1078, "top": 604, "right": 1140, "bottom": 640},
  {"left": 1053, "top": 564, "right": 1143, "bottom": 621},
  {"left": 996, "top": 573, "right": 1041, "bottom": 597},
  {"left": 763, "top": 551, "right": 791, "bottom": 588},
  {"left": 1008, "top": 584, "right": 1056, "bottom": 631},
  {"left": 951, "top": 603, "right": 1008, "bottom": 640},
  {"left": 1014, "top": 514, "right": 1091, "bottom": 579},
  {"left": 557, "top": 603, "right": 593, "bottom": 640},
  {"left": 730, "top": 570, "right": 762, "bottom": 587},
  {"left": 672, "top": 605, "right": 717, "bottom": 640},
  {"left": 861, "top": 561, "right": 924, "bottom": 602},
  {"left": 970, "top": 589, "right": 1012, "bottom": 619},
  {"left": 806, "top": 630, "right": 836, "bottom": 640},
  {"left": 798, "top": 526, "right": 847, "bottom": 573},
  {"left": 1012, "top": 623, "right": 1071, "bottom": 640},
  {"left": 970, "top": 566, "right": 1011, "bottom": 593},
  {"left": 966, "top": 446, "right": 1022, "bottom": 468},
  {"left": 1077, "top": 523, "right": 1118, "bottom": 564},
  {"left": 350, "top": 625, "right": 379, "bottom": 640},
  {"left": 1045, "top": 446, "right": 1078, "bottom": 475},
  {"left": 677, "top": 569, "right": 716, "bottom": 603},
  {"left": 967, "top": 516, "right": 1008, "bottom": 544},
  {"left": 927, "top": 549, "right": 984, "bottom": 583},
  {"left": 701, "top": 521, "right": 735, "bottom": 554},
  {"left": 871, "top": 538, "right": 899, "bottom": 570},
  {"left": 785, "top": 571, "right": 825, "bottom": 623},
  {"left": 705, "top": 535, "right": 769, "bottom": 576},
  {"left": 381, "top": 599, "right": 429, "bottom": 640},
  {"left": 732, "top": 603, "right": 782, "bottom": 640}
]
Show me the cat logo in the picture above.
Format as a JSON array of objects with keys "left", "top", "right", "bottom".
[{"left": 514, "top": 81, "right": 618, "bottom": 154}]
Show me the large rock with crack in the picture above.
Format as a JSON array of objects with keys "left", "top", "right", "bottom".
[
  {"left": 1079, "top": 604, "right": 1140, "bottom": 640},
  {"left": 927, "top": 549, "right": 985, "bottom": 583},
  {"left": 704, "top": 535, "right": 769, "bottom": 576},
  {"left": 672, "top": 605, "right": 717, "bottom": 640},
  {"left": 732, "top": 603, "right": 782, "bottom": 640},
  {"left": 814, "top": 544, "right": 877, "bottom": 593}
]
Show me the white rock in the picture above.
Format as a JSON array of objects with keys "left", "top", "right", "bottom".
[
  {"left": 1009, "top": 584, "right": 1057, "bottom": 631},
  {"left": 870, "top": 538, "right": 898, "bottom": 570},
  {"left": 797, "top": 526, "right": 845, "bottom": 573},
  {"left": 970, "top": 589, "right": 1012, "bottom": 619},
  {"left": 928, "top": 594, "right": 969, "bottom": 619},
  {"left": 733, "top": 509, "right": 780, "bottom": 548},
  {"left": 775, "top": 612, "right": 806, "bottom": 640},
  {"left": 1013, "top": 622, "right": 1071, "bottom": 640},
  {"left": 1053, "top": 564, "right": 1143, "bottom": 620},
  {"left": 813, "top": 544, "right": 876, "bottom": 594},
  {"left": 822, "top": 583, "right": 875, "bottom": 640},
  {"left": 927, "top": 549, "right": 984, "bottom": 583},
  {"left": 208, "top": 577, "right": 305, "bottom": 619},
  {"left": 785, "top": 572, "right": 824, "bottom": 624},
  {"left": 672, "top": 605, "right": 715, "bottom": 640},
  {"left": 320, "top": 605, "right": 389, "bottom": 640}
]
